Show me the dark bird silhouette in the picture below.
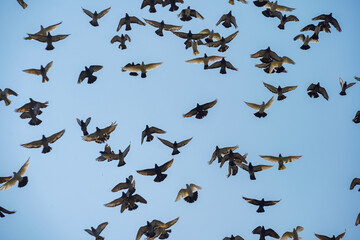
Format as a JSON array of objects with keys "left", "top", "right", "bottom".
[
  {"left": 238, "top": 162, "right": 273, "bottom": 180},
  {"left": 353, "top": 111, "right": 360, "bottom": 124},
  {"left": 17, "top": 0, "right": 27, "bottom": 9},
  {"left": 20, "top": 102, "right": 42, "bottom": 126},
  {"left": 15, "top": 98, "right": 48, "bottom": 113},
  {"left": 294, "top": 34, "right": 318, "bottom": 50},
  {"left": 186, "top": 54, "right": 223, "bottom": 69},
  {"left": 0, "top": 88, "right": 18, "bottom": 106},
  {"left": 209, "top": 145, "right": 239, "bottom": 165},
  {"left": 350, "top": 178, "right": 360, "bottom": 191},
  {"left": 253, "top": 0, "right": 268, "bottom": 7},
  {"left": 96, "top": 144, "right": 114, "bottom": 162},
  {"left": 207, "top": 57, "right": 237, "bottom": 74},
  {"left": 111, "top": 175, "right": 135, "bottom": 193},
  {"left": 141, "top": 0, "right": 163, "bottom": 13},
  {"left": 312, "top": 13, "right": 341, "bottom": 32},
  {"left": 224, "top": 235, "right": 244, "bottom": 240},
  {"left": 21, "top": 130, "right": 65, "bottom": 153},
  {"left": 122, "top": 62, "right": 140, "bottom": 76},
  {"left": 244, "top": 96, "right": 274, "bottom": 118},
  {"left": 220, "top": 150, "right": 248, "bottom": 168},
  {"left": 144, "top": 19, "right": 182, "bottom": 37},
  {"left": 82, "top": 7, "right": 111, "bottom": 26},
  {"left": 339, "top": 77, "right": 356, "bottom": 96},
  {"left": 78, "top": 65, "right": 103, "bottom": 84},
  {"left": 82, "top": 122, "right": 117, "bottom": 144},
  {"left": 0, "top": 158, "right": 29, "bottom": 191},
  {"left": 105, "top": 191, "right": 147, "bottom": 213},
  {"left": 276, "top": 14, "right": 299, "bottom": 30},
  {"left": 84, "top": 222, "right": 108, "bottom": 240},
  {"left": 259, "top": 154, "right": 302, "bottom": 170},
  {"left": 256, "top": 56, "right": 295, "bottom": 74},
  {"left": 199, "top": 29, "right": 221, "bottom": 43},
  {"left": 178, "top": 6, "right": 204, "bottom": 21},
  {"left": 117, "top": 13, "right": 145, "bottom": 31},
  {"left": 27, "top": 32, "right": 69, "bottom": 50},
  {"left": 25, "top": 22, "right": 62, "bottom": 40},
  {"left": 307, "top": 82, "right": 329, "bottom": 100},
  {"left": 175, "top": 184, "right": 202, "bottom": 203},
  {"left": 100, "top": 144, "right": 131, "bottom": 167},
  {"left": 251, "top": 47, "right": 282, "bottom": 63},
  {"left": 163, "top": 0, "right": 184, "bottom": 12},
  {"left": 280, "top": 226, "right": 304, "bottom": 240},
  {"left": 172, "top": 30, "right": 209, "bottom": 49},
  {"left": 242, "top": 197, "right": 280, "bottom": 213},
  {"left": 252, "top": 226, "right": 280, "bottom": 240},
  {"left": 141, "top": 125, "right": 166, "bottom": 144},
  {"left": 158, "top": 137, "right": 192, "bottom": 155},
  {"left": 137, "top": 159, "right": 174, "bottom": 182},
  {"left": 76, "top": 117, "right": 91, "bottom": 136},
  {"left": 183, "top": 99, "right": 217, "bottom": 119},
  {"left": 205, "top": 31, "right": 238, "bottom": 52},
  {"left": 121, "top": 61, "right": 162, "bottom": 78},
  {"left": 23, "top": 61, "right": 53, "bottom": 83},
  {"left": 0, "top": 207, "right": 16, "bottom": 218},
  {"left": 111, "top": 34, "right": 131, "bottom": 49},
  {"left": 300, "top": 22, "right": 331, "bottom": 40},
  {"left": 136, "top": 218, "right": 179, "bottom": 240},
  {"left": 216, "top": 11, "right": 237, "bottom": 28},
  {"left": 314, "top": 231, "right": 345, "bottom": 240},
  {"left": 263, "top": 82, "right": 297, "bottom": 101}
]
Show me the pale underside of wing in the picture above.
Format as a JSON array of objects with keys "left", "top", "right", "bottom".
[
  {"left": 47, "top": 129, "right": 65, "bottom": 144},
  {"left": 282, "top": 156, "right": 302, "bottom": 163},
  {"left": 175, "top": 189, "right": 189, "bottom": 201},
  {"left": 96, "top": 222, "right": 108, "bottom": 234},
  {"left": 244, "top": 102, "right": 261, "bottom": 110},
  {"left": 23, "top": 69, "right": 41, "bottom": 75},
  {"left": 259, "top": 155, "right": 279, "bottom": 163},
  {"left": 44, "top": 22, "right": 63, "bottom": 33},
  {"left": 51, "top": 34, "right": 70, "bottom": 42},
  {"left": 82, "top": 8, "right": 94, "bottom": 18},
  {"left": 21, "top": 139, "right": 43, "bottom": 148},
  {"left": 263, "top": 82, "right": 277, "bottom": 93},
  {"left": 145, "top": 62, "right": 163, "bottom": 71},
  {"left": 98, "top": 7, "right": 111, "bottom": 18},
  {"left": 265, "top": 96, "right": 274, "bottom": 110},
  {"left": 253, "top": 165, "right": 273, "bottom": 172}
]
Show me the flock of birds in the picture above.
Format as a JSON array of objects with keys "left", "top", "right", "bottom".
[{"left": 1, "top": 0, "right": 360, "bottom": 240}]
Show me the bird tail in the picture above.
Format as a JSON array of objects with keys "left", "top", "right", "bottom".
[
  {"left": 146, "top": 135, "right": 154, "bottom": 142},
  {"left": 155, "top": 29, "right": 164, "bottom": 37},
  {"left": 117, "top": 160, "right": 126, "bottom": 167},
  {"left": 88, "top": 75, "right": 97, "bottom": 84},
  {"left": 42, "top": 76, "right": 49, "bottom": 83},
  {"left": 29, "top": 118, "right": 42, "bottom": 126},
  {"left": 125, "top": 23, "right": 131, "bottom": 31},
  {"left": 169, "top": 4, "right": 178, "bottom": 12},
  {"left": 172, "top": 149, "right": 180, "bottom": 155},
  {"left": 339, "top": 91, "right": 346, "bottom": 96},
  {"left": 149, "top": 6, "right": 157, "bottom": 13},
  {"left": 130, "top": 72, "right": 138, "bottom": 76},
  {"left": 279, "top": 163, "right": 286, "bottom": 170},
  {"left": 120, "top": 44, "right": 127, "bottom": 50},
  {"left": 204, "top": 64, "right": 209, "bottom": 70},
  {"left": 220, "top": 66, "right": 227, "bottom": 74},
  {"left": 257, "top": 205, "right": 265, "bottom": 213},
  {"left": 308, "top": 92, "right": 319, "bottom": 98},
  {"left": 154, "top": 173, "right": 167, "bottom": 182},
  {"left": 141, "top": 72, "right": 147, "bottom": 78},
  {"left": 250, "top": 172, "right": 256, "bottom": 180},
  {"left": 262, "top": 9, "right": 271, "bottom": 17},
  {"left": 222, "top": 22, "right": 232, "bottom": 28},
  {"left": 278, "top": 23, "right": 285, "bottom": 30},
  {"left": 254, "top": 1, "right": 267, "bottom": 7},
  {"left": 254, "top": 112, "right": 267, "bottom": 118},
  {"left": 46, "top": 43, "right": 55, "bottom": 51},
  {"left": 18, "top": 176, "right": 28, "bottom": 188},
  {"left": 193, "top": 49, "right": 200, "bottom": 56},
  {"left": 300, "top": 45, "right": 310, "bottom": 50},
  {"left": 277, "top": 95, "right": 286, "bottom": 101},
  {"left": 90, "top": 20, "right": 99, "bottom": 27},
  {"left": 4, "top": 98, "right": 11, "bottom": 106},
  {"left": 42, "top": 146, "right": 52, "bottom": 154}
]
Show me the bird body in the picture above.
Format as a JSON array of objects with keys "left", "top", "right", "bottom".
[
  {"left": 0, "top": 88, "right": 18, "bottom": 106},
  {"left": 207, "top": 57, "right": 237, "bottom": 74},
  {"left": 27, "top": 32, "right": 69, "bottom": 50},
  {"left": 294, "top": 34, "right": 318, "bottom": 50},
  {"left": 78, "top": 65, "right": 103, "bottom": 84},
  {"left": 216, "top": 11, "right": 238, "bottom": 28},
  {"left": 253, "top": 226, "right": 280, "bottom": 240},
  {"left": 276, "top": 14, "right": 299, "bottom": 30},
  {"left": 175, "top": 184, "right": 202, "bottom": 203},
  {"left": 244, "top": 96, "right": 274, "bottom": 118},
  {"left": 25, "top": 22, "right": 62, "bottom": 40},
  {"left": 251, "top": 47, "right": 282, "bottom": 63},
  {"left": 178, "top": 6, "right": 204, "bottom": 21},
  {"left": 314, "top": 231, "right": 345, "bottom": 240},
  {"left": 76, "top": 117, "right": 91, "bottom": 136},
  {"left": 163, "top": 0, "right": 184, "bottom": 12},
  {"left": 0, "top": 158, "right": 30, "bottom": 191},
  {"left": 141, "top": 0, "right": 163, "bottom": 13},
  {"left": 82, "top": 7, "right": 110, "bottom": 26},
  {"left": 141, "top": 125, "right": 166, "bottom": 144},
  {"left": 307, "top": 82, "right": 329, "bottom": 100},
  {"left": 82, "top": 122, "right": 117, "bottom": 143},
  {"left": 84, "top": 222, "right": 108, "bottom": 240},
  {"left": 137, "top": 159, "right": 174, "bottom": 182},
  {"left": 111, "top": 34, "right": 131, "bottom": 50},
  {"left": 243, "top": 197, "right": 280, "bottom": 213},
  {"left": 117, "top": 13, "right": 145, "bottom": 31},
  {"left": 158, "top": 137, "right": 192, "bottom": 155},
  {"left": 312, "top": 13, "right": 341, "bottom": 32},
  {"left": 183, "top": 99, "right": 217, "bottom": 119},
  {"left": 280, "top": 226, "right": 304, "bottom": 240},
  {"left": 23, "top": 61, "right": 53, "bottom": 83},
  {"left": 263, "top": 82, "right": 297, "bottom": 100},
  {"left": 205, "top": 31, "right": 238, "bottom": 52},
  {"left": 122, "top": 61, "right": 162, "bottom": 78},
  {"left": 21, "top": 130, "right": 65, "bottom": 153},
  {"left": 339, "top": 77, "right": 356, "bottom": 95},
  {"left": 144, "top": 19, "right": 182, "bottom": 36},
  {"left": 259, "top": 154, "right": 302, "bottom": 170}
]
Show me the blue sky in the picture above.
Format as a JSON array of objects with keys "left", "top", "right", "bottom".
[{"left": 1, "top": 0, "right": 360, "bottom": 239}]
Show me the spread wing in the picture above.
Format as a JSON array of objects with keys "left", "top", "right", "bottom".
[
  {"left": 244, "top": 101, "right": 260, "bottom": 110},
  {"left": 265, "top": 96, "right": 274, "bottom": 110},
  {"left": 253, "top": 165, "right": 273, "bottom": 172},
  {"left": 136, "top": 226, "right": 148, "bottom": 240},
  {"left": 263, "top": 199, "right": 280, "bottom": 206},
  {"left": 307, "top": 83, "right": 316, "bottom": 91},
  {"left": 225, "top": 61, "right": 238, "bottom": 71},
  {"left": 21, "top": 139, "right": 43, "bottom": 148},
  {"left": 144, "top": 19, "right": 160, "bottom": 27},
  {"left": 0, "top": 207, "right": 16, "bottom": 214},
  {"left": 44, "top": 22, "right": 62, "bottom": 33},
  {"left": 0, "top": 177, "right": 11, "bottom": 184},
  {"left": 51, "top": 34, "right": 70, "bottom": 42},
  {"left": 177, "top": 137, "right": 192, "bottom": 147},
  {"left": 265, "top": 229, "right": 280, "bottom": 238},
  {"left": 282, "top": 86, "right": 298, "bottom": 93},
  {"left": 163, "top": 23, "right": 182, "bottom": 31},
  {"left": 145, "top": 62, "right": 163, "bottom": 71},
  {"left": 159, "top": 159, "right": 174, "bottom": 172},
  {"left": 263, "top": 82, "right": 277, "bottom": 93},
  {"left": 350, "top": 178, "right": 360, "bottom": 190},
  {"left": 137, "top": 168, "right": 157, "bottom": 176},
  {"left": 318, "top": 87, "right": 329, "bottom": 100},
  {"left": 294, "top": 34, "right": 305, "bottom": 42},
  {"left": 82, "top": 8, "right": 94, "bottom": 18},
  {"left": 23, "top": 69, "right": 42, "bottom": 75},
  {"left": 149, "top": 127, "right": 165, "bottom": 134},
  {"left": 133, "top": 194, "right": 147, "bottom": 203},
  {"left": 216, "top": 14, "right": 227, "bottom": 26},
  {"left": 190, "top": 184, "right": 202, "bottom": 191},
  {"left": 259, "top": 155, "right": 279, "bottom": 163},
  {"left": 0, "top": 177, "right": 17, "bottom": 191},
  {"left": 122, "top": 65, "right": 142, "bottom": 72},
  {"left": 4, "top": 88, "right": 18, "bottom": 96},
  {"left": 315, "top": 234, "right": 332, "bottom": 240},
  {"left": 27, "top": 34, "right": 47, "bottom": 42},
  {"left": 190, "top": 9, "right": 204, "bottom": 19},
  {"left": 89, "top": 65, "right": 103, "bottom": 72},
  {"left": 129, "top": 17, "right": 146, "bottom": 25},
  {"left": 45, "top": 61, "right": 53, "bottom": 72},
  {"left": 175, "top": 188, "right": 188, "bottom": 201},
  {"left": 282, "top": 156, "right": 302, "bottom": 163},
  {"left": 96, "top": 222, "right": 108, "bottom": 234},
  {"left": 280, "top": 232, "right": 293, "bottom": 240},
  {"left": 158, "top": 137, "right": 174, "bottom": 148},
  {"left": 183, "top": 107, "right": 198, "bottom": 118},
  {"left": 224, "top": 31, "right": 239, "bottom": 43},
  {"left": 202, "top": 99, "right": 217, "bottom": 110},
  {"left": 47, "top": 129, "right": 65, "bottom": 144},
  {"left": 123, "top": 144, "right": 131, "bottom": 157},
  {"left": 172, "top": 31, "right": 189, "bottom": 39},
  {"left": 104, "top": 196, "right": 124, "bottom": 207},
  {"left": 252, "top": 226, "right": 262, "bottom": 234},
  {"left": 242, "top": 197, "right": 260, "bottom": 205},
  {"left": 18, "top": 158, "right": 30, "bottom": 176},
  {"left": 98, "top": 7, "right": 111, "bottom": 18}
]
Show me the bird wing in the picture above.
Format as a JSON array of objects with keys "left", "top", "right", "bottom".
[
  {"left": 136, "top": 226, "right": 148, "bottom": 240},
  {"left": 27, "top": 34, "right": 47, "bottom": 42},
  {"left": 207, "top": 61, "right": 222, "bottom": 69},
  {"left": 282, "top": 155, "right": 302, "bottom": 163},
  {"left": 122, "top": 65, "right": 142, "bottom": 73},
  {"left": 172, "top": 31, "right": 189, "bottom": 39},
  {"left": 129, "top": 17, "right": 146, "bottom": 25},
  {"left": 237, "top": 163, "right": 249, "bottom": 171},
  {"left": 301, "top": 24, "right": 316, "bottom": 32},
  {"left": 111, "top": 35, "right": 121, "bottom": 43},
  {"left": 202, "top": 99, "right": 217, "bottom": 110},
  {"left": 149, "top": 127, "right": 166, "bottom": 134},
  {"left": 315, "top": 234, "right": 332, "bottom": 240},
  {"left": 225, "top": 31, "right": 239, "bottom": 43},
  {"left": 145, "top": 62, "right": 163, "bottom": 71},
  {"left": 123, "top": 144, "right": 131, "bottom": 157},
  {"left": 23, "top": 69, "right": 42, "bottom": 76},
  {"left": 307, "top": 83, "right": 316, "bottom": 91},
  {"left": 82, "top": 8, "right": 94, "bottom": 18},
  {"left": 252, "top": 226, "right": 262, "bottom": 234},
  {"left": 102, "top": 122, "right": 118, "bottom": 135},
  {"left": 137, "top": 168, "right": 157, "bottom": 176},
  {"left": 141, "top": 130, "right": 146, "bottom": 144},
  {"left": 282, "top": 56, "right": 295, "bottom": 65},
  {"left": 282, "top": 85, "right": 298, "bottom": 93},
  {"left": 191, "top": 33, "right": 209, "bottom": 40},
  {"left": 78, "top": 71, "right": 87, "bottom": 84},
  {"left": 244, "top": 101, "right": 261, "bottom": 110},
  {"left": 4, "top": 88, "right": 18, "bottom": 96},
  {"left": 0, "top": 207, "right": 15, "bottom": 214},
  {"left": 220, "top": 146, "right": 239, "bottom": 154},
  {"left": 318, "top": 87, "right": 329, "bottom": 100},
  {"left": 263, "top": 199, "right": 280, "bottom": 206},
  {"left": 350, "top": 178, "right": 360, "bottom": 190},
  {"left": 280, "top": 232, "right": 293, "bottom": 240},
  {"left": 189, "top": 184, "right": 202, "bottom": 191},
  {"left": 89, "top": 65, "right": 103, "bottom": 72},
  {"left": 265, "top": 229, "right": 280, "bottom": 238},
  {"left": 144, "top": 19, "right": 160, "bottom": 27},
  {"left": 104, "top": 197, "right": 124, "bottom": 207},
  {"left": 164, "top": 217, "right": 179, "bottom": 228},
  {"left": 183, "top": 108, "right": 197, "bottom": 117},
  {"left": 158, "top": 137, "right": 174, "bottom": 148},
  {"left": 21, "top": 139, "right": 43, "bottom": 148},
  {"left": 163, "top": 24, "right": 182, "bottom": 31},
  {"left": 112, "top": 182, "right": 129, "bottom": 192},
  {"left": 44, "top": 22, "right": 62, "bottom": 33},
  {"left": 264, "top": 96, "right": 274, "bottom": 110},
  {"left": 45, "top": 61, "right": 53, "bottom": 72},
  {"left": 242, "top": 197, "right": 260, "bottom": 205},
  {"left": 205, "top": 40, "right": 222, "bottom": 48},
  {"left": 51, "top": 34, "right": 70, "bottom": 42},
  {"left": 355, "top": 76, "right": 360, "bottom": 81},
  {"left": 251, "top": 49, "right": 266, "bottom": 58},
  {"left": 253, "top": 165, "right": 273, "bottom": 172},
  {"left": 286, "top": 15, "right": 299, "bottom": 22},
  {"left": 356, "top": 213, "right": 360, "bottom": 226},
  {"left": 330, "top": 18, "right": 342, "bottom": 32},
  {"left": 0, "top": 177, "right": 17, "bottom": 191},
  {"left": 255, "top": 63, "right": 270, "bottom": 69},
  {"left": 275, "top": 4, "right": 295, "bottom": 12},
  {"left": 0, "top": 177, "right": 11, "bottom": 184},
  {"left": 98, "top": 7, "right": 111, "bottom": 18},
  {"left": 335, "top": 231, "right": 346, "bottom": 240},
  {"left": 159, "top": 159, "right": 174, "bottom": 172},
  {"left": 263, "top": 82, "right": 278, "bottom": 94},
  {"left": 177, "top": 137, "right": 192, "bottom": 147},
  {"left": 216, "top": 14, "right": 227, "bottom": 26},
  {"left": 346, "top": 82, "right": 356, "bottom": 90},
  {"left": 225, "top": 61, "right": 238, "bottom": 71},
  {"left": 96, "top": 222, "right": 108, "bottom": 234},
  {"left": 294, "top": 34, "right": 305, "bottom": 42},
  {"left": 230, "top": 16, "right": 238, "bottom": 28},
  {"left": 117, "top": 18, "right": 126, "bottom": 31},
  {"left": 175, "top": 189, "right": 188, "bottom": 201},
  {"left": 47, "top": 129, "right": 65, "bottom": 144},
  {"left": 190, "top": 10, "right": 204, "bottom": 19},
  {"left": 259, "top": 155, "right": 279, "bottom": 163},
  {"left": 18, "top": 158, "right": 30, "bottom": 176},
  {"left": 85, "top": 117, "right": 91, "bottom": 126},
  {"left": 84, "top": 229, "right": 95, "bottom": 236},
  {"left": 133, "top": 194, "right": 147, "bottom": 203}
]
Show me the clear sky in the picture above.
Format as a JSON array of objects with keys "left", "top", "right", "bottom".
[{"left": 1, "top": 0, "right": 360, "bottom": 239}]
